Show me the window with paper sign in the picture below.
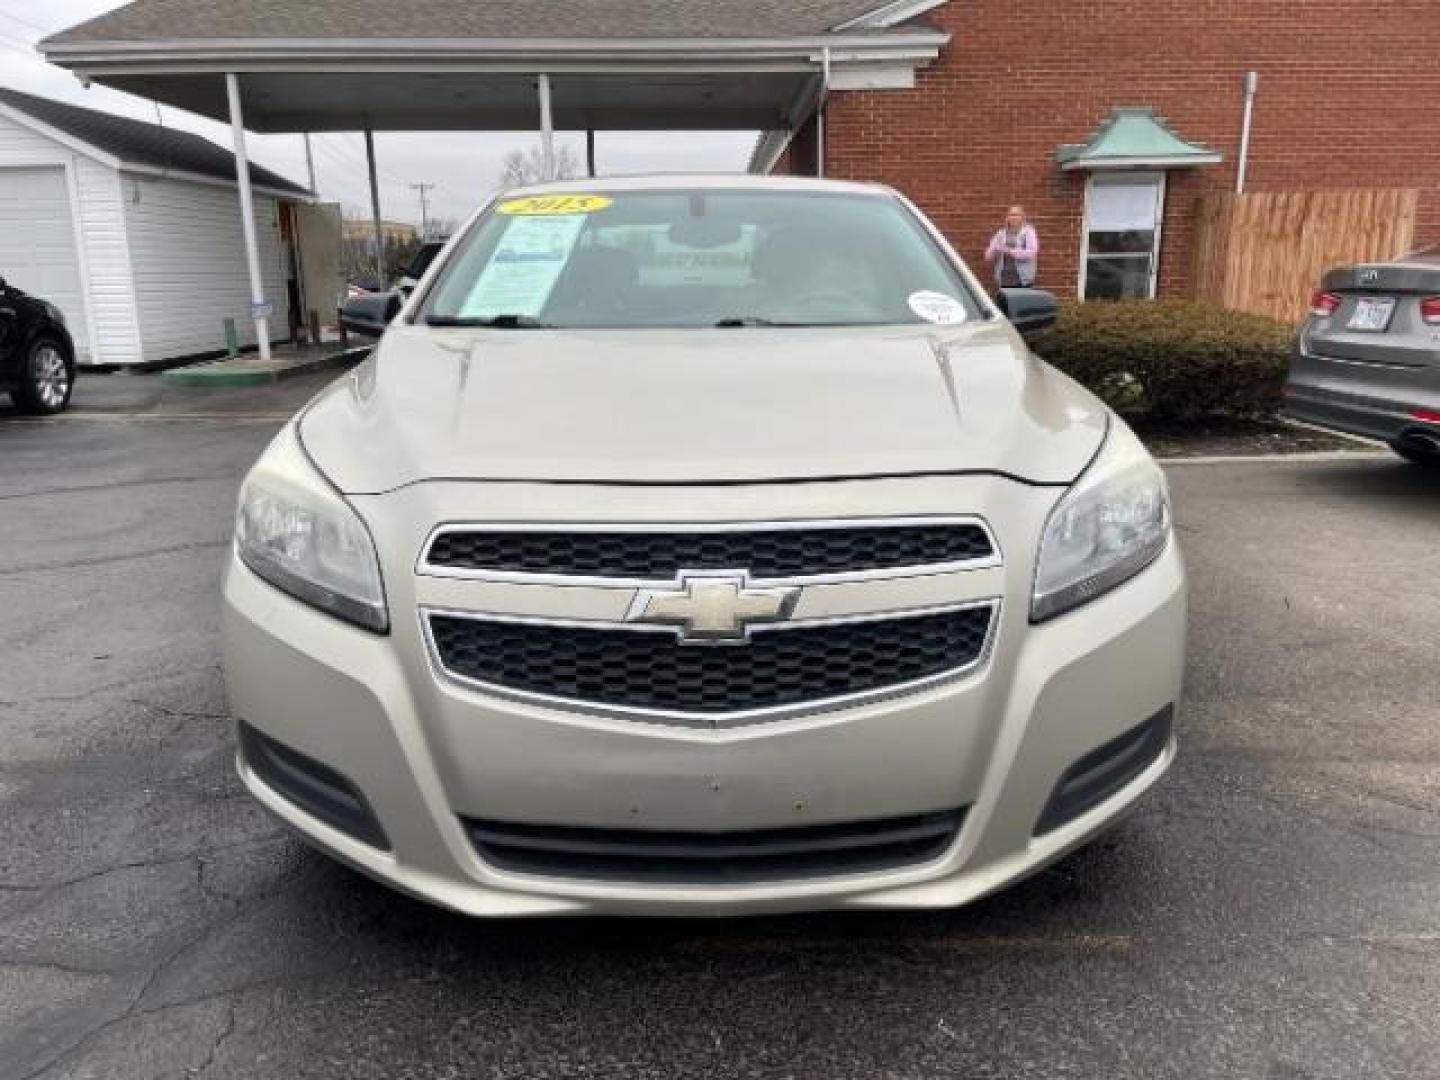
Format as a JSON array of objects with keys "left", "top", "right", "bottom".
[{"left": 1081, "top": 173, "right": 1165, "bottom": 300}]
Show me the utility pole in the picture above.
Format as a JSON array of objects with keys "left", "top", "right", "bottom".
[{"left": 411, "top": 181, "right": 436, "bottom": 238}]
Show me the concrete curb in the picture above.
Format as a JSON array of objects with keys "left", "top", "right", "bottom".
[{"left": 160, "top": 346, "right": 369, "bottom": 388}]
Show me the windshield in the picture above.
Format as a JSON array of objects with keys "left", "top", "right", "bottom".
[{"left": 419, "top": 189, "right": 980, "bottom": 329}]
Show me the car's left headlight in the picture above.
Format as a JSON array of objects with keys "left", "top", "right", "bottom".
[
  {"left": 235, "top": 424, "right": 388, "bottom": 633},
  {"left": 1031, "top": 418, "right": 1170, "bottom": 622}
]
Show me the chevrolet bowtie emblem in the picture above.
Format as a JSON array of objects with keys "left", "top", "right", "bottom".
[{"left": 627, "top": 572, "right": 799, "bottom": 644}]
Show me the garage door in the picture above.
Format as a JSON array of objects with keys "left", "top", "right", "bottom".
[{"left": 0, "top": 166, "right": 88, "bottom": 358}]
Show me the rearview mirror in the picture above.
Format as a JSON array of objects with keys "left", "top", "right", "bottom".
[
  {"left": 667, "top": 218, "right": 743, "bottom": 249},
  {"left": 996, "top": 288, "right": 1058, "bottom": 334}
]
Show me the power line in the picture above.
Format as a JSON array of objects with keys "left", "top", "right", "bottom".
[
  {"left": 334, "top": 132, "right": 462, "bottom": 199},
  {"left": 308, "top": 137, "right": 419, "bottom": 226},
  {"left": 315, "top": 134, "right": 408, "bottom": 190},
  {"left": 340, "top": 133, "right": 424, "bottom": 189},
  {"left": 0, "top": 29, "right": 37, "bottom": 56},
  {"left": 0, "top": 6, "right": 50, "bottom": 36}
]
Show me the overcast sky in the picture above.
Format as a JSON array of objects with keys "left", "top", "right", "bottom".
[{"left": 0, "top": 0, "right": 757, "bottom": 227}]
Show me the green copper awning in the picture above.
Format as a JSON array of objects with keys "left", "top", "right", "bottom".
[{"left": 1057, "top": 107, "right": 1222, "bottom": 171}]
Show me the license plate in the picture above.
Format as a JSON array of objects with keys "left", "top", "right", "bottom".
[{"left": 1347, "top": 297, "right": 1395, "bottom": 332}]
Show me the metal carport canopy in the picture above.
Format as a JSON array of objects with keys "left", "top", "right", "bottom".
[
  {"left": 40, "top": 1, "right": 950, "bottom": 133},
  {"left": 39, "top": 0, "right": 950, "bottom": 359}
]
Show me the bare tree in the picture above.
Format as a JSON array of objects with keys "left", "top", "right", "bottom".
[{"left": 499, "top": 144, "right": 579, "bottom": 187}]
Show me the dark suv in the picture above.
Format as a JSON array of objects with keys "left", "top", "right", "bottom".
[{"left": 1, "top": 277, "right": 76, "bottom": 414}]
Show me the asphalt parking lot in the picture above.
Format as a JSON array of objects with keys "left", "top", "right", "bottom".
[{"left": 1, "top": 374, "right": 1437, "bottom": 1079}]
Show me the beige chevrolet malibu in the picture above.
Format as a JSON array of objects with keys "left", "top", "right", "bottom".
[{"left": 224, "top": 176, "right": 1184, "bottom": 916}]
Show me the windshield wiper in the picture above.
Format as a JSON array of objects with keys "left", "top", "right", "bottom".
[{"left": 427, "top": 314, "right": 552, "bottom": 329}]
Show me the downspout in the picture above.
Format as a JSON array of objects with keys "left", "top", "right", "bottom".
[
  {"left": 1235, "top": 70, "right": 1258, "bottom": 194},
  {"left": 816, "top": 47, "right": 831, "bottom": 178}
]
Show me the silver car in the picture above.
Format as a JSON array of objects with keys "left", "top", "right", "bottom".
[
  {"left": 1285, "top": 244, "right": 1440, "bottom": 466},
  {"left": 223, "top": 177, "right": 1185, "bottom": 917}
]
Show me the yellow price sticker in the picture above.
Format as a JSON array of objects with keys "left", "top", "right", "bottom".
[{"left": 497, "top": 194, "right": 613, "bottom": 216}]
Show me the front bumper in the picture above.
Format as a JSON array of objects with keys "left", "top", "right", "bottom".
[{"left": 223, "top": 476, "right": 1185, "bottom": 917}]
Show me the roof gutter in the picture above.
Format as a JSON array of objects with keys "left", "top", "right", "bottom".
[
  {"left": 42, "top": 31, "right": 947, "bottom": 70},
  {"left": 121, "top": 161, "right": 311, "bottom": 201}
]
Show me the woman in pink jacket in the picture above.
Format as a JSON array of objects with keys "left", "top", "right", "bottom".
[{"left": 984, "top": 205, "right": 1039, "bottom": 288}]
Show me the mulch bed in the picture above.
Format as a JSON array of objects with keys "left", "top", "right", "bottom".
[{"left": 1133, "top": 418, "right": 1381, "bottom": 459}]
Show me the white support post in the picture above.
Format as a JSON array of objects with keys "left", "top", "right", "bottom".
[
  {"left": 538, "top": 74, "right": 556, "bottom": 180},
  {"left": 224, "top": 73, "right": 271, "bottom": 362},
  {"left": 817, "top": 47, "right": 831, "bottom": 178},
  {"left": 302, "top": 132, "right": 317, "bottom": 194},
  {"left": 363, "top": 126, "right": 385, "bottom": 287}
]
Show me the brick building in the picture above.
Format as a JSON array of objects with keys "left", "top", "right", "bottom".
[
  {"left": 760, "top": 0, "right": 1440, "bottom": 302},
  {"left": 40, "top": 0, "right": 1440, "bottom": 318}
]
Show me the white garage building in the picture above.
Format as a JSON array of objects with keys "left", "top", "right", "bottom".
[{"left": 0, "top": 87, "right": 310, "bottom": 366}]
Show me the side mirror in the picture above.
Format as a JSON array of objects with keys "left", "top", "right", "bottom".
[{"left": 996, "top": 288, "right": 1058, "bottom": 334}]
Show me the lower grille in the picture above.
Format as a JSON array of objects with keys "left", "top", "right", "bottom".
[
  {"left": 465, "top": 809, "right": 965, "bottom": 884},
  {"left": 1034, "top": 704, "right": 1174, "bottom": 836},
  {"left": 237, "top": 720, "right": 389, "bottom": 850},
  {"left": 427, "top": 604, "right": 994, "bottom": 721}
]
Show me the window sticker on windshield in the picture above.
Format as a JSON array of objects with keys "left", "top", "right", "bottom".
[
  {"left": 459, "top": 213, "right": 587, "bottom": 318},
  {"left": 497, "top": 194, "right": 613, "bottom": 216},
  {"left": 907, "top": 290, "right": 967, "bottom": 325}
]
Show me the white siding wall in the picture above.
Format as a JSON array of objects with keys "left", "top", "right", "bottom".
[
  {"left": 123, "top": 175, "right": 290, "bottom": 362},
  {"left": 0, "top": 111, "right": 141, "bottom": 365}
]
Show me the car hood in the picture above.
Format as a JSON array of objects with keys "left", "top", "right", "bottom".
[{"left": 300, "top": 322, "right": 1107, "bottom": 493}]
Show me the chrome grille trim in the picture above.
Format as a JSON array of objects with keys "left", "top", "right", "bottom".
[
  {"left": 420, "top": 599, "right": 1002, "bottom": 729},
  {"left": 416, "top": 516, "right": 1002, "bottom": 588}
]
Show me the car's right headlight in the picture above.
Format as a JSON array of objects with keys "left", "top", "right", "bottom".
[
  {"left": 1031, "top": 418, "right": 1170, "bottom": 622},
  {"left": 235, "top": 424, "right": 388, "bottom": 633}
]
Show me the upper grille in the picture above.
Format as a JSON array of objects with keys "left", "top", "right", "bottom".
[
  {"left": 423, "top": 522, "right": 994, "bottom": 580},
  {"left": 427, "top": 605, "right": 994, "bottom": 721}
]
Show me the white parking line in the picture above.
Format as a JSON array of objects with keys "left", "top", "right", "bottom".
[
  {"left": 1160, "top": 450, "right": 1387, "bottom": 466},
  {"left": 4, "top": 412, "right": 290, "bottom": 423}
]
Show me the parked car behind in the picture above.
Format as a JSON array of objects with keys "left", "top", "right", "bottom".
[
  {"left": 1285, "top": 244, "right": 1440, "bottom": 466},
  {"left": 225, "top": 177, "right": 1185, "bottom": 917},
  {"left": 340, "top": 240, "right": 446, "bottom": 338},
  {"left": 0, "top": 276, "right": 76, "bottom": 414}
]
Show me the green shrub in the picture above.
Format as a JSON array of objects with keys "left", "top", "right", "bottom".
[{"left": 1025, "top": 300, "right": 1294, "bottom": 427}]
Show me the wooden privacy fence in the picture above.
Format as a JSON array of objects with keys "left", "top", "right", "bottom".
[{"left": 1191, "top": 188, "right": 1418, "bottom": 323}]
